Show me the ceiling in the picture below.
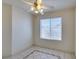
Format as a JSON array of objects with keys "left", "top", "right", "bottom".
[{"left": 3, "top": 0, "right": 76, "bottom": 14}]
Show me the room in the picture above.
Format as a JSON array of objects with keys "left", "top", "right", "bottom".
[{"left": 2, "top": 0, "right": 76, "bottom": 59}]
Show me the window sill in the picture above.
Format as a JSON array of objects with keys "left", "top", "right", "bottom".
[{"left": 40, "top": 38, "right": 62, "bottom": 41}]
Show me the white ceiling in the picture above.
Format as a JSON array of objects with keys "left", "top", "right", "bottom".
[{"left": 3, "top": 0, "right": 76, "bottom": 14}]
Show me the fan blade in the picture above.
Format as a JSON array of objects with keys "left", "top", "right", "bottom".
[
  {"left": 37, "top": 0, "right": 42, "bottom": 4},
  {"left": 42, "top": 6, "right": 48, "bottom": 9},
  {"left": 22, "top": 0, "right": 33, "bottom": 5},
  {"left": 42, "top": 5, "right": 54, "bottom": 9}
]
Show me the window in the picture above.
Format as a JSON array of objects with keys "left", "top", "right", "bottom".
[{"left": 40, "top": 17, "right": 62, "bottom": 40}]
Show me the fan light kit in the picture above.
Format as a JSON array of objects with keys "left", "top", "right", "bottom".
[{"left": 23, "top": 0, "right": 53, "bottom": 15}]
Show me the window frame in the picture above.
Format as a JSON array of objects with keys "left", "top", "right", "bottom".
[{"left": 39, "top": 16, "right": 63, "bottom": 41}]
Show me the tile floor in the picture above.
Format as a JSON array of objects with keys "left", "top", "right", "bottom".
[
  {"left": 24, "top": 50, "right": 60, "bottom": 59},
  {"left": 3, "top": 46, "right": 75, "bottom": 59}
]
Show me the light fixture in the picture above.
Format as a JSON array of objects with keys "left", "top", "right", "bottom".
[
  {"left": 35, "top": 10, "right": 39, "bottom": 13},
  {"left": 30, "top": 0, "right": 44, "bottom": 14}
]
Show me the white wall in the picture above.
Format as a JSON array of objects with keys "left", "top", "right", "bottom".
[
  {"left": 12, "top": 6, "right": 33, "bottom": 55},
  {"left": 33, "top": 8, "right": 75, "bottom": 53},
  {"left": 2, "top": 4, "right": 12, "bottom": 57}
]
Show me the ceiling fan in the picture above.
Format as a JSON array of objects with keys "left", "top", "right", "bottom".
[{"left": 22, "top": 0, "right": 53, "bottom": 15}]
